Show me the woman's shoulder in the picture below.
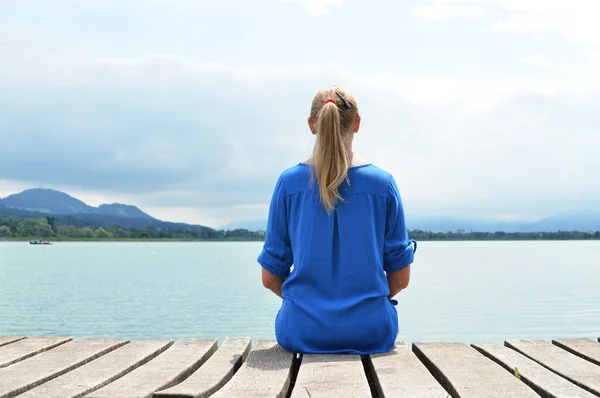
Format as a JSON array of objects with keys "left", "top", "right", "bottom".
[
  {"left": 270, "top": 163, "right": 312, "bottom": 193},
  {"left": 351, "top": 163, "right": 395, "bottom": 185},
  {"left": 279, "top": 162, "right": 311, "bottom": 180},
  {"left": 349, "top": 163, "right": 407, "bottom": 199}
]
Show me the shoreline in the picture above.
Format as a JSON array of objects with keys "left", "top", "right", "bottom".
[{"left": 2, "top": 237, "right": 600, "bottom": 242}]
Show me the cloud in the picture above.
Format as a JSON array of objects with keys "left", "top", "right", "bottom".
[
  {"left": 496, "top": 0, "right": 600, "bottom": 46},
  {"left": 1, "top": 42, "right": 600, "bottom": 227},
  {"left": 411, "top": 4, "right": 484, "bottom": 20},
  {"left": 411, "top": 0, "right": 600, "bottom": 45},
  {"left": 1, "top": 0, "right": 599, "bottom": 227},
  {"left": 522, "top": 55, "right": 581, "bottom": 74},
  {"left": 277, "top": 0, "right": 343, "bottom": 17}
]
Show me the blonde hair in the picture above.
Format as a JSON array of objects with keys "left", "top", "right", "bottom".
[{"left": 310, "top": 86, "right": 359, "bottom": 214}]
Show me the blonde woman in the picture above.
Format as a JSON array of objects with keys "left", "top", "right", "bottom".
[{"left": 257, "top": 86, "right": 416, "bottom": 354}]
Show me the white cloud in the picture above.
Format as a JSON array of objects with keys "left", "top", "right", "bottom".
[
  {"left": 277, "top": 0, "right": 343, "bottom": 17},
  {"left": 2, "top": 1, "right": 600, "bottom": 226},
  {"left": 412, "top": 0, "right": 600, "bottom": 45},
  {"left": 2, "top": 45, "right": 600, "bottom": 225},
  {"left": 522, "top": 54, "right": 581, "bottom": 74},
  {"left": 411, "top": 4, "right": 484, "bottom": 20},
  {"left": 491, "top": 0, "right": 600, "bottom": 45},
  {"left": 494, "top": 13, "right": 559, "bottom": 31}
]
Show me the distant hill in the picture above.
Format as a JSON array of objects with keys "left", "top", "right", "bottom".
[
  {"left": 0, "top": 188, "right": 209, "bottom": 231},
  {"left": 519, "top": 211, "right": 600, "bottom": 233},
  {"left": 0, "top": 188, "right": 153, "bottom": 219},
  {"left": 3, "top": 188, "right": 598, "bottom": 233},
  {"left": 218, "top": 219, "right": 267, "bottom": 231},
  {"left": 223, "top": 213, "right": 600, "bottom": 233},
  {"left": 96, "top": 203, "right": 152, "bottom": 219},
  {"left": 1, "top": 189, "right": 92, "bottom": 215}
]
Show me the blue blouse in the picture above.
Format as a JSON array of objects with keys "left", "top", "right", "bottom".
[{"left": 257, "top": 162, "right": 416, "bottom": 354}]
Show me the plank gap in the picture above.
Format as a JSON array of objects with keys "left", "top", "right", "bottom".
[
  {"left": 153, "top": 337, "right": 251, "bottom": 398},
  {"left": 411, "top": 343, "right": 456, "bottom": 398},
  {"left": 552, "top": 339, "right": 600, "bottom": 367},
  {"left": 0, "top": 337, "right": 72, "bottom": 368},
  {"left": 505, "top": 340, "right": 600, "bottom": 397},
  {"left": 360, "top": 355, "right": 381, "bottom": 398},
  {"left": 284, "top": 353, "right": 303, "bottom": 398},
  {"left": 471, "top": 344, "right": 558, "bottom": 398},
  {"left": 0, "top": 338, "right": 26, "bottom": 349}
]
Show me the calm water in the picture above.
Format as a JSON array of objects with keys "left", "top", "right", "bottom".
[{"left": 0, "top": 241, "right": 599, "bottom": 344}]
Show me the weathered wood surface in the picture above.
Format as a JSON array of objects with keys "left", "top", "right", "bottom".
[
  {"left": 473, "top": 342, "right": 596, "bottom": 398},
  {"left": 369, "top": 343, "right": 449, "bottom": 398},
  {"left": 211, "top": 340, "right": 295, "bottom": 398},
  {"left": 413, "top": 342, "right": 539, "bottom": 398},
  {"left": 86, "top": 338, "right": 217, "bottom": 398},
  {"left": 1, "top": 335, "right": 599, "bottom": 398},
  {"left": 0, "top": 336, "right": 71, "bottom": 368},
  {"left": 506, "top": 339, "right": 600, "bottom": 396},
  {"left": 553, "top": 338, "right": 600, "bottom": 367},
  {"left": 0, "top": 338, "right": 126, "bottom": 398},
  {"left": 290, "top": 353, "right": 370, "bottom": 398},
  {"left": 20, "top": 339, "right": 173, "bottom": 398},
  {"left": 154, "top": 337, "right": 251, "bottom": 398},
  {"left": 0, "top": 337, "right": 25, "bottom": 348}
]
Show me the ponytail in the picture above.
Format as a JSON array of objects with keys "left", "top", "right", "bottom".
[{"left": 312, "top": 102, "right": 350, "bottom": 214}]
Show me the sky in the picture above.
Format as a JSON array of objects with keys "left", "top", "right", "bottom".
[{"left": 1, "top": 0, "right": 599, "bottom": 228}]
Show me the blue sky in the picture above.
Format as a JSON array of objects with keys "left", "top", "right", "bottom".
[{"left": 1, "top": 0, "right": 599, "bottom": 227}]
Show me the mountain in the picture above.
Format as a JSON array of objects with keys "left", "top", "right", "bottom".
[
  {"left": 518, "top": 211, "right": 600, "bottom": 233},
  {"left": 96, "top": 204, "right": 152, "bottom": 219},
  {"left": 0, "top": 189, "right": 153, "bottom": 219},
  {"left": 0, "top": 188, "right": 208, "bottom": 231},
  {"left": 218, "top": 219, "right": 267, "bottom": 231},
  {"left": 3, "top": 188, "right": 598, "bottom": 233},
  {"left": 0, "top": 189, "right": 92, "bottom": 215},
  {"left": 223, "top": 213, "right": 600, "bottom": 233}
]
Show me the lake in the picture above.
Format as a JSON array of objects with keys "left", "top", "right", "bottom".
[{"left": 0, "top": 241, "right": 598, "bottom": 344}]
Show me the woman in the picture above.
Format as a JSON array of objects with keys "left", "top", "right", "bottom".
[{"left": 257, "top": 86, "right": 416, "bottom": 354}]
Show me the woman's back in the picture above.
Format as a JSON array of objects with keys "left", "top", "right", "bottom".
[
  {"left": 258, "top": 162, "right": 415, "bottom": 354},
  {"left": 257, "top": 86, "right": 415, "bottom": 354}
]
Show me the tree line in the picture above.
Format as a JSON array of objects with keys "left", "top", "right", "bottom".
[
  {"left": 408, "top": 229, "right": 600, "bottom": 241},
  {"left": 1, "top": 216, "right": 599, "bottom": 241},
  {"left": 0, "top": 216, "right": 265, "bottom": 241}
]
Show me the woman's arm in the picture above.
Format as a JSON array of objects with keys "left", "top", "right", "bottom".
[
  {"left": 257, "top": 175, "right": 293, "bottom": 298},
  {"left": 387, "top": 264, "right": 411, "bottom": 299},
  {"left": 383, "top": 175, "right": 416, "bottom": 299},
  {"left": 262, "top": 268, "right": 285, "bottom": 299}
]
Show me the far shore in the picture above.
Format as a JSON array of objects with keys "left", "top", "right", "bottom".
[
  {"left": 2, "top": 236, "right": 600, "bottom": 243},
  {"left": 1, "top": 237, "right": 264, "bottom": 242}
]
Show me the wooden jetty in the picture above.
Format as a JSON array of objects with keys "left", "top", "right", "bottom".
[{"left": 0, "top": 335, "right": 599, "bottom": 397}]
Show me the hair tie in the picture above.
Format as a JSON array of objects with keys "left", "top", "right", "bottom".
[{"left": 325, "top": 99, "right": 336, "bottom": 105}]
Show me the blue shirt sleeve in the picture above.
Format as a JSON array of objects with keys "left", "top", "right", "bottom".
[
  {"left": 383, "top": 175, "right": 416, "bottom": 273},
  {"left": 257, "top": 175, "right": 293, "bottom": 278}
]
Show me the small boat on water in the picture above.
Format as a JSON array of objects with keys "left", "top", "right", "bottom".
[{"left": 29, "top": 240, "right": 52, "bottom": 245}]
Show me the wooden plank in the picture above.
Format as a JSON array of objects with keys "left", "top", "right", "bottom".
[
  {"left": 85, "top": 338, "right": 217, "bottom": 398},
  {"left": 553, "top": 338, "right": 600, "bottom": 366},
  {"left": 290, "top": 353, "right": 370, "bottom": 398},
  {"left": 0, "top": 336, "right": 72, "bottom": 368},
  {"left": 368, "top": 343, "right": 449, "bottom": 397},
  {"left": 412, "top": 342, "right": 538, "bottom": 398},
  {"left": 19, "top": 339, "right": 173, "bottom": 398},
  {"left": 0, "top": 338, "right": 126, "bottom": 398},
  {"left": 506, "top": 339, "right": 600, "bottom": 396},
  {"left": 0, "top": 337, "right": 25, "bottom": 348},
  {"left": 154, "top": 337, "right": 251, "bottom": 398},
  {"left": 474, "top": 342, "right": 596, "bottom": 398},
  {"left": 211, "top": 340, "right": 295, "bottom": 398}
]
